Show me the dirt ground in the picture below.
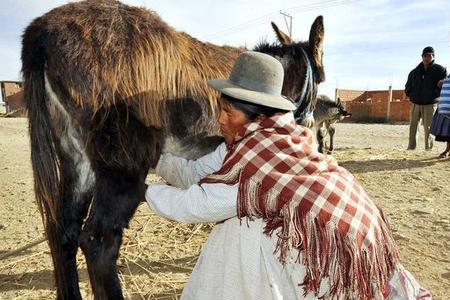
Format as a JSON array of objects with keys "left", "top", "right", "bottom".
[{"left": 0, "top": 118, "right": 449, "bottom": 299}]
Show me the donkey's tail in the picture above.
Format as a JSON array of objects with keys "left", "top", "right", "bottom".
[{"left": 22, "top": 20, "right": 61, "bottom": 225}]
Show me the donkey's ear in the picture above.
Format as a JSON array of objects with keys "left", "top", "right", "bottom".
[
  {"left": 271, "top": 22, "right": 293, "bottom": 45},
  {"left": 309, "top": 16, "right": 324, "bottom": 68}
]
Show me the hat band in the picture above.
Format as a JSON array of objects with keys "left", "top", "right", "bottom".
[{"left": 230, "top": 76, "right": 281, "bottom": 96}]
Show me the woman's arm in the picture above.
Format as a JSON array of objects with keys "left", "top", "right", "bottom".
[
  {"left": 145, "top": 182, "right": 237, "bottom": 223},
  {"left": 156, "top": 143, "right": 227, "bottom": 189}
]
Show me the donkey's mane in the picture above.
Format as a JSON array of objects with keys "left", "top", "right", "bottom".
[
  {"left": 254, "top": 40, "right": 325, "bottom": 85},
  {"left": 39, "top": 0, "right": 242, "bottom": 128},
  {"left": 317, "top": 94, "right": 337, "bottom": 105},
  {"left": 253, "top": 40, "right": 308, "bottom": 55}
]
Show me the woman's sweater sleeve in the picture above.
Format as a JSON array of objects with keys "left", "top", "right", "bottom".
[
  {"left": 155, "top": 143, "right": 227, "bottom": 189},
  {"left": 145, "top": 182, "right": 237, "bottom": 223}
]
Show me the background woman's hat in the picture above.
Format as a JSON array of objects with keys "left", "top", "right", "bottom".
[{"left": 208, "top": 51, "right": 296, "bottom": 111}]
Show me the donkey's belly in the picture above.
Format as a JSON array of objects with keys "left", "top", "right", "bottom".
[{"left": 162, "top": 97, "right": 223, "bottom": 159}]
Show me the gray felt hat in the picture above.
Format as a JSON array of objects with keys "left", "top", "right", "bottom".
[{"left": 208, "top": 51, "right": 296, "bottom": 111}]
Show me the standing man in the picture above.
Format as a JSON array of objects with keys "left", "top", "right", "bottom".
[{"left": 405, "top": 46, "right": 447, "bottom": 150}]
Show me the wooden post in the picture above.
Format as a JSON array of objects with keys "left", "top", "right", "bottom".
[{"left": 387, "top": 85, "right": 393, "bottom": 122}]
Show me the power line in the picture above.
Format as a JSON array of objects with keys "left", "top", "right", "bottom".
[
  {"left": 204, "top": 0, "right": 357, "bottom": 40},
  {"left": 202, "top": 12, "right": 280, "bottom": 40},
  {"left": 326, "top": 40, "right": 449, "bottom": 58},
  {"left": 286, "top": 0, "right": 360, "bottom": 14},
  {"left": 203, "top": 0, "right": 360, "bottom": 40}
]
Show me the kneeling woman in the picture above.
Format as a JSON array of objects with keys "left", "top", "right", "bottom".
[{"left": 145, "top": 51, "right": 431, "bottom": 299}]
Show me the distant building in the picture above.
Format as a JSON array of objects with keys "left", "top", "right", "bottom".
[
  {"left": 0, "top": 81, "right": 24, "bottom": 114},
  {"left": 336, "top": 88, "right": 411, "bottom": 123}
]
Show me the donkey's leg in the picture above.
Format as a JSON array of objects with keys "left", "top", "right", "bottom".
[
  {"left": 328, "top": 125, "right": 336, "bottom": 154},
  {"left": 46, "top": 159, "right": 93, "bottom": 300},
  {"left": 46, "top": 194, "right": 92, "bottom": 300},
  {"left": 79, "top": 168, "right": 147, "bottom": 300},
  {"left": 316, "top": 126, "right": 325, "bottom": 153},
  {"left": 43, "top": 74, "right": 96, "bottom": 299},
  {"left": 77, "top": 104, "right": 160, "bottom": 299}
]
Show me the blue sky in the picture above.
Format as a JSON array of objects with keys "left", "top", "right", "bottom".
[{"left": 1, "top": 0, "right": 449, "bottom": 102}]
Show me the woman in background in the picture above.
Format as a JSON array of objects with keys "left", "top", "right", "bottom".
[{"left": 430, "top": 76, "right": 450, "bottom": 157}]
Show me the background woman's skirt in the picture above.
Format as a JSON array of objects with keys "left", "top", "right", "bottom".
[{"left": 430, "top": 112, "right": 450, "bottom": 142}]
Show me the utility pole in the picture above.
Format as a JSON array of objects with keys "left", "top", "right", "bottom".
[
  {"left": 387, "top": 85, "right": 393, "bottom": 122},
  {"left": 386, "top": 74, "right": 393, "bottom": 122},
  {"left": 280, "top": 11, "right": 293, "bottom": 38},
  {"left": 335, "top": 77, "right": 339, "bottom": 101}
]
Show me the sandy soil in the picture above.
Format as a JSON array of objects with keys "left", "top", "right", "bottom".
[{"left": 0, "top": 118, "right": 449, "bottom": 299}]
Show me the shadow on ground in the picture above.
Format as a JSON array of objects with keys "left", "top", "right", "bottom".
[
  {"left": 0, "top": 255, "right": 197, "bottom": 296},
  {"left": 339, "top": 156, "right": 447, "bottom": 173}
]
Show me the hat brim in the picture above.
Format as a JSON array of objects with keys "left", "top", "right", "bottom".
[{"left": 208, "top": 79, "right": 296, "bottom": 111}]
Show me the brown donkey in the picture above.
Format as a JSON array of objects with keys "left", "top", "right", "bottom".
[{"left": 21, "top": 1, "right": 325, "bottom": 299}]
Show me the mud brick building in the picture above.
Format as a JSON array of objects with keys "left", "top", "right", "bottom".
[
  {"left": 1, "top": 81, "right": 24, "bottom": 113},
  {"left": 336, "top": 88, "right": 411, "bottom": 123}
]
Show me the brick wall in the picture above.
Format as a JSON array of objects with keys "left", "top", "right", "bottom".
[
  {"left": 336, "top": 89, "right": 411, "bottom": 122},
  {"left": 1, "top": 81, "right": 24, "bottom": 113},
  {"left": 7, "top": 90, "right": 24, "bottom": 111}
]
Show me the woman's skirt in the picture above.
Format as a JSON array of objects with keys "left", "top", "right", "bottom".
[{"left": 430, "top": 112, "right": 450, "bottom": 142}]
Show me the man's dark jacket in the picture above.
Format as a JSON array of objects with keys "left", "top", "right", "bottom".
[{"left": 405, "top": 61, "right": 447, "bottom": 105}]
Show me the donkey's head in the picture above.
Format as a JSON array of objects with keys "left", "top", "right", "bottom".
[
  {"left": 254, "top": 16, "right": 325, "bottom": 126},
  {"left": 336, "top": 97, "right": 352, "bottom": 120}
]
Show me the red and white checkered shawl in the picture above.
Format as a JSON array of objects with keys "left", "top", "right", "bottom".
[{"left": 199, "top": 112, "right": 399, "bottom": 300}]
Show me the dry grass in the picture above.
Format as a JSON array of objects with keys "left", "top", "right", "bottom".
[
  {"left": 114, "top": 206, "right": 212, "bottom": 300},
  {"left": 0, "top": 201, "right": 212, "bottom": 300}
]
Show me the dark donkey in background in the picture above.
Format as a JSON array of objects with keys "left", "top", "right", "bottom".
[
  {"left": 21, "top": 1, "right": 324, "bottom": 299},
  {"left": 314, "top": 95, "right": 351, "bottom": 153}
]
